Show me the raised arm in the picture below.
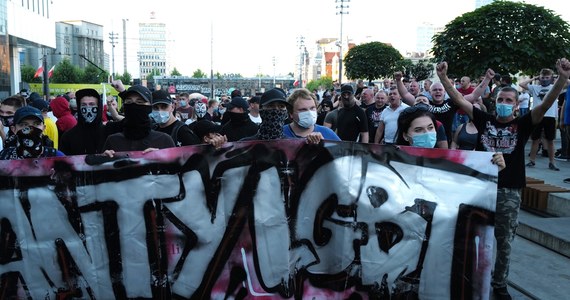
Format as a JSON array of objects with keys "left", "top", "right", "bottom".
[
  {"left": 531, "top": 58, "right": 570, "bottom": 125},
  {"left": 436, "top": 62, "right": 495, "bottom": 120},
  {"left": 465, "top": 71, "right": 493, "bottom": 102},
  {"left": 394, "top": 71, "right": 415, "bottom": 106},
  {"left": 518, "top": 76, "right": 536, "bottom": 90}
]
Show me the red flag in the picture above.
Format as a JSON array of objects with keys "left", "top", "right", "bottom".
[
  {"left": 33, "top": 64, "right": 44, "bottom": 78},
  {"left": 48, "top": 66, "right": 55, "bottom": 79}
]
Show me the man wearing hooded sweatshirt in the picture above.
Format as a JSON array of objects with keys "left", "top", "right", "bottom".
[
  {"left": 49, "top": 96, "right": 77, "bottom": 141},
  {"left": 59, "top": 89, "right": 108, "bottom": 155}
]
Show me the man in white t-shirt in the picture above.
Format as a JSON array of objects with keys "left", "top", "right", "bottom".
[
  {"left": 518, "top": 88, "right": 530, "bottom": 116},
  {"left": 375, "top": 87, "right": 409, "bottom": 144},
  {"left": 520, "top": 68, "right": 570, "bottom": 170},
  {"left": 248, "top": 95, "right": 262, "bottom": 124}
]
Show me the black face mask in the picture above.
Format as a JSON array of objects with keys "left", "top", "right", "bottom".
[
  {"left": 258, "top": 109, "right": 288, "bottom": 140},
  {"left": 123, "top": 103, "right": 152, "bottom": 140},
  {"left": 226, "top": 111, "right": 249, "bottom": 123},
  {"left": 1, "top": 115, "right": 14, "bottom": 127},
  {"left": 16, "top": 126, "right": 44, "bottom": 158}
]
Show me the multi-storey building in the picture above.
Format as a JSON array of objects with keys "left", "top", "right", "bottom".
[
  {"left": 138, "top": 13, "right": 168, "bottom": 79},
  {"left": 52, "top": 20, "right": 105, "bottom": 70},
  {"left": 1, "top": 0, "right": 55, "bottom": 98}
]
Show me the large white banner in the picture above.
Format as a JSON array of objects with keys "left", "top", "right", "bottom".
[{"left": 0, "top": 140, "right": 498, "bottom": 299}]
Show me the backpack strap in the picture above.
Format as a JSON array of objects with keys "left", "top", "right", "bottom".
[{"left": 170, "top": 122, "right": 185, "bottom": 147}]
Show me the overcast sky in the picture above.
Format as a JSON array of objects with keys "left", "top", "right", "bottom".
[{"left": 51, "top": 0, "right": 570, "bottom": 78}]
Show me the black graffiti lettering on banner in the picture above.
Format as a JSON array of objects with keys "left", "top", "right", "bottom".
[{"left": 0, "top": 141, "right": 497, "bottom": 299}]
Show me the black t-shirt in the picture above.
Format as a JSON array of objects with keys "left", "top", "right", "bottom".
[
  {"left": 365, "top": 105, "right": 386, "bottom": 143},
  {"left": 157, "top": 120, "right": 201, "bottom": 146},
  {"left": 429, "top": 99, "right": 458, "bottom": 143},
  {"left": 336, "top": 105, "right": 369, "bottom": 142},
  {"left": 472, "top": 107, "right": 534, "bottom": 189}
]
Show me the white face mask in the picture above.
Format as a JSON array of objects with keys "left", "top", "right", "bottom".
[
  {"left": 296, "top": 110, "right": 317, "bottom": 128},
  {"left": 80, "top": 105, "right": 98, "bottom": 123}
]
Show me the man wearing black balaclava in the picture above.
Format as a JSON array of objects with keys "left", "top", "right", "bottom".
[
  {"left": 59, "top": 88, "right": 108, "bottom": 155},
  {"left": 102, "top": 84, "right": 174, "bottom": 156},
  {"left": 219, "top": 96, "right": 258, "bottom": 141}
]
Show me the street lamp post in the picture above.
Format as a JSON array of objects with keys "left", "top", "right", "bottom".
[
  {"left": 272, "top": 56, "right": 276, "bottom": 88},
  {"left": 298, "top": 36, "right": 305, "bottom": 89},
  {"left": 122, "top": 19, "right": 128, "bottom": 74},
  {"left": 109, "top": 32, "right": 119, "bottom": 77},
  {"left": 336, "top": 0, "right": 349, "bottom": 85}
]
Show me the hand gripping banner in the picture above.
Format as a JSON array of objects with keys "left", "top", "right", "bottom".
[{"left": 0, "top": 140, "right": 498, "bottom": 299}]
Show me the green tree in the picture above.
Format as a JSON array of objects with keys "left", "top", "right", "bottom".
[
  {"left": 432, "top": 1, "right": 570, "bottom": 77},
  {"left": 344, "top": 41, "right": 404, "bottom": 84},
  {"left": 215, "top": 72, "right": 223, "bottom": 79},
  {"left": 51, "top": 58, "right": 82, "bottom": 83},
  {"left": 400, "top": 59, "right": 434, "bottom": 81},
  {"left": 116, "top": 71, "right": 132, "bottom": 85},
  {"left": 170, "top": 67, "right": 182, "bottom": 76},
  {"left": 21, "top": 65, "right": 42, "bottom": 83},
  {"left": 306, "top": 76, "right": 333, "bottom": 92},
  {"left": 146, "top": 68, "right": 161, "bottom": 81},
  {"left": 192, "top": 69, "right": 207, "bottom": 78},
  {"left": 82, "top": 64, "right": 108, "bottom": 84}
]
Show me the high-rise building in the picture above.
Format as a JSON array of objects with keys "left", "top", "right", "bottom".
[
  {"left": 138, "top": 12, "right": 168, "bottom": 80},
  {"left": 416, "top": 22, "right": 444, "bottom": 57},
  {"left": 52, "top": 21, "right": 105, "bottom": 70},
  {"left": 1, "top": 0, "right": 55, "bottom": 98}
]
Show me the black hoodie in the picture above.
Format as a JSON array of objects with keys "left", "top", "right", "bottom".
[{"left": 59, "top": 93, "right": 108, "bottom": 155}]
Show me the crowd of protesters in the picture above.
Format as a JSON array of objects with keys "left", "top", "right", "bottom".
[{"left": 2, "top": 58, "right": 570, "bottom": 300}]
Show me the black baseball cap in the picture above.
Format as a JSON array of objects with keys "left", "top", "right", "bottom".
[
  {"left": 227, "top": 97, "right": 249, "bottom": 111},
  {"left": 340, "top": 84, "right": 354, "bottom": 94},
  {"left": 151, "top": 90, "right": 173, "bottom": 105},
  {"left": 75, "top": 88, "right": 101, "bottom": 103},
  {"left": 260, "top": 88, "right": 289, "bottom": 107},
  {"left": 14, "top": 106, "right": 44, "bottom": 124},
  {"left": 123, "top": 85, "right": 152, "bottom": 103}
]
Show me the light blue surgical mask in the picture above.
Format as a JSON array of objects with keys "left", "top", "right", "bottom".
[
  {"left": 179, "top": 100, "right": 187, "bottom": 107},
  {"left": 149, "top": 111, "right": 170, "bottom": 124},
  {"left": 411, "top": 131, "right": 437, "bottom": 148},
  {"left": 496, "top": 103, "right": 514, "bottom": 118}
]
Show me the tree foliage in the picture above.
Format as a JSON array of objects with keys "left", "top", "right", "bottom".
[
  {"left": 82, "top": 64, "right": 109, "bottom": 84},
  {"left": 116, "top": 71, "right": 132, "bottom": 85},
  {"left": 170, "top": 67, "right": 182, "bottom": 76},
  {"left": 21, "top": 65, "right": 42, "bottom": 83},
  {"left": 344, "top": 41, "right": 404, "bottom": 84},
  {"left": 192, "top": 69, "right": 207, "bottom": 78},
  {"left": 146, "top": 68, "right": 161, "bottom": 81},
  {"left": 51, "top": 58, "right": 81, "bottom": 83},
  {"left": 432, "top": 0, "right": 570, "bottom": 77},
  {"left": 406, "top": 60, "right": 434, "bottom": 81},
  {"left": 306, "top": 76, "right": 333, "bottom": 92}
]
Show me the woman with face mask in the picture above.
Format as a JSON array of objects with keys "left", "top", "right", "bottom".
[
  {"left": 282, "top": 88, "right": 340, "bottom": 142},
  {"left": 395, "top": 105, "right": 439, "bottom": 148}
]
